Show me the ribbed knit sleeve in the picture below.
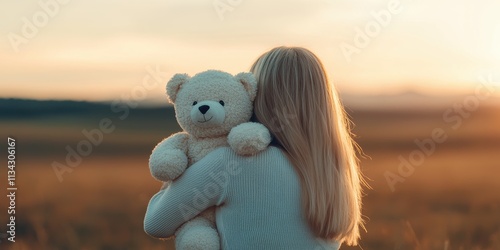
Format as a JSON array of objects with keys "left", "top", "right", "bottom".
[{"left": 144, "top": 147, "right": 227, "bottom": 239}]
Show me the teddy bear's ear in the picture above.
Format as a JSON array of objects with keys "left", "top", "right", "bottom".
[
  {"left": 235, "top": 72, "right": 257, "bottom": 101},
  {"left": 166, "top": 73, "right": 190, "bottom": 103}
]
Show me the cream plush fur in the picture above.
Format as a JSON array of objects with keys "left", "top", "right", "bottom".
[{"left": 149, "top": 70, "right": 271, "bottom": 250}]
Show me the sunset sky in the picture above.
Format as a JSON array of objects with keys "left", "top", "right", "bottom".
[{"left": 1, "top": 0, "right": 499, "bottom": 103}]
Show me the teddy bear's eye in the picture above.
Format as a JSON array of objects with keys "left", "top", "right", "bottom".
[
  {"left": 219, "top": 100, "right": 225, "bottom": 106},
  {"left": 192, "top": 101, "right": 198, "bottom": 106}
]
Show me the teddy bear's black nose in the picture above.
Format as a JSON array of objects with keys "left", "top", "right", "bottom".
[{"left": 198, "top": 105, "right": 210, "bottom": 114}]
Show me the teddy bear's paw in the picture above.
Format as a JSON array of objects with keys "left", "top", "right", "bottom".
[
  {"left": 176, "top": 226, "right": 220, "bottom": 250},
  {"left": 228, "top": 122, "right": 271, "bottom": 156},
  {"left": 149, "top": 149, "right": 188, "bottom": 181}
]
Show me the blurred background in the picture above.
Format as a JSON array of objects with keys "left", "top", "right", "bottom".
[{"left": 1, "top": 0, "right": 499, "bottom": 249}]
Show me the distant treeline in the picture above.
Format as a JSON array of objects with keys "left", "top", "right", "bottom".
[{"left": 0, "top": 98, "right": 175, "bottom": 119}]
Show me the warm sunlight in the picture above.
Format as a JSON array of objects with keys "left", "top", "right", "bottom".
[
  {"left": 2, "top": 1, "right": 500, "bottom": 249},
  {"left": 0, "top": 0, "right": 499, "bottom": 101}
]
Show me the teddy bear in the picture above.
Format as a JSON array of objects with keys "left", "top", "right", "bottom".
[{"left": 149, "top": 69, "right": 271, "bottom": 250}]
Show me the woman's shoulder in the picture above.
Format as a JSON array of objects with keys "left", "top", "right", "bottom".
[
  {"left": 201, "top": 146, "right": 288, "bottom": 170},
  {"left": 260, "top": 146, "right": 287, "bottom": 159},
  {"left": 209, "top": 145, "right": 285, "bottom": 159},
  {"left": 208, "top": 145, "right": 283, "bottom": 155}
]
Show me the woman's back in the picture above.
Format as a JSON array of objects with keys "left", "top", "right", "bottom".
[
  {"left": 213, "top": 146, "right": 339, "bottom": 250},
  {"left": 144, "top": 146, "right": 340, "bottom": 249}
]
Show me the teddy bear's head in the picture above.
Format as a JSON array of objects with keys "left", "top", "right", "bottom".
[{"left": 166, "top": 70, "right": 257, "bottom": 138}]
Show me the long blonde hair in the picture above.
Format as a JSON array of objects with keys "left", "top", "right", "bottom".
[{"left": 250, "top": 47, "right": 365, "bottom": 245}]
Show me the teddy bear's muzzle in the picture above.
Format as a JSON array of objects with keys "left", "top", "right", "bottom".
[{"left": 190, "top": 101, "right": 226, "bottom": 127}]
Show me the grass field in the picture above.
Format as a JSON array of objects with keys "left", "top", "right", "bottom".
[{"left": 1, "top": 100, "right": 499, "bottom": 249}]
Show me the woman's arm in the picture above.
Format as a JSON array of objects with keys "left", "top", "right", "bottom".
[{"left": 144, "top": 147, "right": 229, "bottom": 238}]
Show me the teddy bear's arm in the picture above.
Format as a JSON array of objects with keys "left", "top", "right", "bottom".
[
  {"left": 228, "top": 122, "right": 271, "bottom": 156},
  {"left": 149, "top": 132, "right": 190, "bottom": 181}
]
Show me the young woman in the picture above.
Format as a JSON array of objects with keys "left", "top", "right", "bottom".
[{"left": 144, "top": 46, "right": 365, "bottom": 249}]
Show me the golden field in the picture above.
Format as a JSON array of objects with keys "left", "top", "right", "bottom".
[{"left": 0, "top": 99, "right": 499, "bottom": 250}]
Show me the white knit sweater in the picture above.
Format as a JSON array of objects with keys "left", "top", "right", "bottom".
[{"left": 144, "top": 146, "right": 341, "bottom": 250}]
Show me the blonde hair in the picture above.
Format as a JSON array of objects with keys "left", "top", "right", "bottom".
[{"left": 250, "top": 47, "right": 365, "bottom": 245}]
